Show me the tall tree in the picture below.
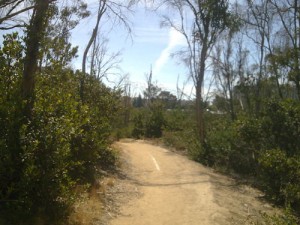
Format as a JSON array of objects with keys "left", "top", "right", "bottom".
[
  {"left": 90, "top": 36, "right": 123, "bottom": 81},
  {"left": 82, "top": 0, "right": 106, "bottom": 76},
  {"left": 160, "top": 0, "right": 234, "bottom": 143},
  {"left": 143, "top": 66, "right": 161, "bottom": 106},
  {"left": 40, "top": 0, "right": 89, "bottom": 69},
  {"left": 245, "top": 0, "right": 277, "bottom": 114},
  {"left": 22, "top": 0, "right": 52, "bottom": 120},
  {"left": 212, "top": 29, "right": 237, "bottom": 120},
  {"left": 270, "top": 0, "right": 300, "bottom": 100},
  {"left": 81, "top": 0, "right": 134, "bottom": 101}
]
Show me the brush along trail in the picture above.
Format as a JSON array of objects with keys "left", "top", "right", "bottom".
[{"left": 101, "top": 140, "right": 279, "bottom": 225}]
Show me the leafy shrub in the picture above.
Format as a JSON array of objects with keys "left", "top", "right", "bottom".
[
  {"left": 162, "top": 131, "right": 187, "bottom": 151},
  {"left": 205, "top": 122, "right": 235, "bottom": 169},
  {"left": 262, "top": 100, "right": 300, "bottom": 156},
  {"left": 132, "top": 112, "right": 145, "bottom": 139},
  {"left": 186, "top": 130, "right": 204, "bottom": 161},
  {"left": 229, "top": 118, "right": 265, "bottom": 175},
  {"left": 145, "top": 102, "right": 165, "bottom": 138},
  {"left": 0, "top": 33, "right": 120, "bottom": 224},
  {"left": 259, "top": 149, "right": 300, "bottom": 207}
]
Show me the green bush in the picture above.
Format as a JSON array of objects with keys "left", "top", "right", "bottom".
[
  {"left": 162, "top": 131, "right": 187, "bottom": 151},
  {"left": 0, "top": 33, "right": 120, "bottom": 224},
  {"left": 259, "top": 149, "right": 300, "bottom": 207},
  {"left": 205, "top": 122, "right": 235, "bottom": 169},
  {"left": 229, "top": 118, "right": 264, "bottom": 175},
  {"left": 186, "top": 130, "right": 204, "bottom": 161},
  {"left": 262, "top": 100, "right": 300, "bottom": 156},
  {"left": 132, "top": 112, "right": 145, "bottom": 139},
  {"left": 145, "top": 102, "right": 165, "bottom": 138}
]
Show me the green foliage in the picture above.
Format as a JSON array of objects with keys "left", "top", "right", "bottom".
[
  {"left": 132, "top": 111, "right": 145, "bottom": 139},
  {"left": 256, "top": 100, "right": 300, "bottom": 208},
  {"left": 269, "top": 47, "right": 300, "bottom": 85},
  {"left": 164, "top": 108, "right": 190, "bottom": 132},
  {"left": 132, "top": 94, "right": 143, "bottom": 108},
  {"left": 204, "top": 117, "right": 235, "bottom": 168},
  {"left": 145, "top": 102, "right": 165, "bottom": 138},
  {"left": 131, "top": 102, "right": 166, "bottom": 139},
  {"left": 262, "top": 100, "right": 300, "bottom": 156},
  {"left": 0, "top": 32, "right": 119, "bottom": 224},
  {"left": 162, "top": 108, "right": 202, "bottom": 157},
  {"left": 185, "top": 130, "right": 204, "bottom": 161},
  {"left": 230, "top": 117, "right": 265, "bottom": 174},
  {"left": 162, "top": 131, "right": 187, "bottom": 151},
  {"left": 0, "top": 33, "right": 25, "bottom": 224},
  {"left": 259, "top": 208, "right": 299, "bottom": 225},
  {"left": 157, "top": 91, "right": 177, "bottom": 109},
  {"left": 204, "top": 100, "right": 300, "bottom": 214},
  {"left": 259, "top": 149, "right": 300, "bottom": 207}
]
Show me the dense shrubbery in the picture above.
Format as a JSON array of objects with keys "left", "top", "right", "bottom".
[
  {"left": 202, "top": 100, "right": 300, "bottom": 214},
  {"left": 145, "top": 102, "right": 165, "bottom": 138},
  {"left": 131, "top": 102, "right": 165, "bottom": 139},
  {"left": 0, "top": 33, "right": 119, "bottom": 224},
  {"left": 132, "top": 111, "right": 145, "bottom": 139},
  {"left": 258, "top": 100, "right": 300, "bottom": 209}
]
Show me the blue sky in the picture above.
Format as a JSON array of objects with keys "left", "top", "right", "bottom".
[
  {"left": 70, "top": 1, "right": 191, "bottom": 97},
  {"left": 0, "top": 0, "right": 194, "bottom": 97}
]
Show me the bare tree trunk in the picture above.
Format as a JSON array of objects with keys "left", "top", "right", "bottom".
[
  {"left": 22, "top": 0, "right": 51, "bottom": 120},
  {"left": 81, "top": 0, "right": 106, "bottom": 101},
  {"left": 196, "top": 83, "right": 204, "bottom": 144},
  {"left": 294, "top": 0, "right": 300, "bottom": 100},
  {"left": 158, "top": 0, "right": 231, "bottom": 144},
  {"left": 255, "top": 37, "right": 265, "bottom": 116},
  {"left": 227, "top": 73, "right": 235, "bottom": 121},
  {"left": 271, "top": 0, "right": 300, "bottom": 100},
  {"left": 124, "top": 84, "right": 131, "bottom": 126},
  {"left": 90, "top": 38, "right": 97, "bottom": 76},
  {"left": 82, "top": 1, "right": 106, "bottom": 74},
  {"left": 196, "top": 42, "right": 207, "bottom": 144},
  {"left": 225, "top": 31, "right": 235, "bottom": 121}
]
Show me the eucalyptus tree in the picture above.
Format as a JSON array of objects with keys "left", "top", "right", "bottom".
[
  {"left": 81, "top": 0, "right": 134, "bottom": 100},
  {"left": 269, "top": 0, "right": 300, "bottom": 100},
  {"left": 159, "top": 0, "right": 236, "bottom": 143},
  {"left": 41, "top": 0, "right": 89, "bottom": 67},
  {"left": 0, "top": 0, "right": 34, "bottom": 29},
  {"left": 212, "top": 29, "right": 237, "bottom": 120},
  {"left": 89, "top": 35, "right": 123, "bottom": 82},
  {"left": 144, "top": 66, "right": 161, "bottom": 105},
  {"left": 243, "top": 0, "right": 286, "bottom": 114},
  {"left": 22, "top": 0, "right": 53, "bottom": 120}
]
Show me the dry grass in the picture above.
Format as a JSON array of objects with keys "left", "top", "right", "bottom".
[
  {"left": 68, "top": 177, "right": 116, "bottom": 225},
  {"left": 68, "top": 186, "right": 103, "bottom": 225}
]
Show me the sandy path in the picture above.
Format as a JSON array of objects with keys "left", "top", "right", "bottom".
[{"left": 105, "top": 140, "right": 278, "bottom": 225}]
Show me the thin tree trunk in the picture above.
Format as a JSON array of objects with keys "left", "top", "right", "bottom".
[
  {"left": 90, "top": 38, "right": 97, "bottom": 76},
  {"left": 196, "top": 42, "right": 207, "bottom": 144},
  {"left": 196, "top": 82, "right": 204, "bottom": 144},
  {"left": 228, "top": 75, "right": 235, "bottom": 121},
  {"left": 255, "top": 35, "right": 265, "bottom": 116},
  {"left": 81, "top": 0, "right": 106, "bottom": 101},
  {"left": 294, "top": 0, "right": 300, "bottom": 100}
]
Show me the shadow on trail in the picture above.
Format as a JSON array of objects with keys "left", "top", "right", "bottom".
[{"left": 115, "top": 169, "right": 215, "bottom": 188}]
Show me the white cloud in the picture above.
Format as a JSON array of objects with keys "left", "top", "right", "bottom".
[
  {"left": 134, "top": 27, "right": 168, "bottom": 44},
  {"left": 153, "top": 27, "right": 185, "bottom": 75}
]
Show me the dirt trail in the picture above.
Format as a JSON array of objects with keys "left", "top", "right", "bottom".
[{"left": 102, "top": 140, "right": 279, "bottom": 225}]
